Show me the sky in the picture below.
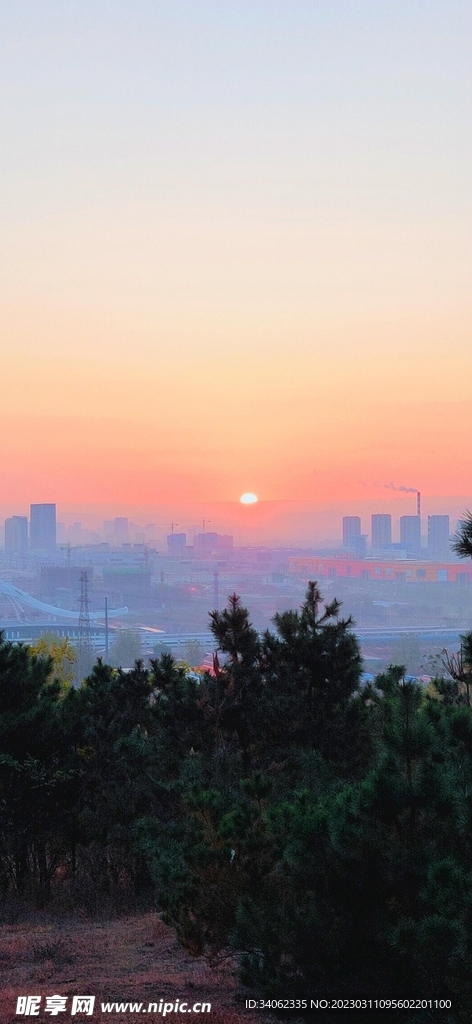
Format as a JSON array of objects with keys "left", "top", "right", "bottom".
[{"left": 1, "top": 0, "right": 471, "bottom": 529}]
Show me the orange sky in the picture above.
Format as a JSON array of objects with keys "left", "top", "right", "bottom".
[{"left": 1, "top": 3, "right": 471, "bottom": 515}]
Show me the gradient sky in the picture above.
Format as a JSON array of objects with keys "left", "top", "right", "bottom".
[{"left": 1, "top": 0, "right": 471, "bottom": 514}]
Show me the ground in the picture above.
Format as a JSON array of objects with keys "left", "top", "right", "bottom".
[{"left": 0, "top": 912, "right": 267, "bottom": 1024}]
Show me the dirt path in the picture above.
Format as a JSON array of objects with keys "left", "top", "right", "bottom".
[{"left": 0, "top": 913, "right": 263, "bottom": 1023}]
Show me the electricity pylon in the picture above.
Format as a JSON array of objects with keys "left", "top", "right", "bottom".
[{"left": 76, "top": 570, "right": 93, "bottom": 684}]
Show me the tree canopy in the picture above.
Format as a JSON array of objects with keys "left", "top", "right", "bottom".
[
  {"left": 452, "top": 509, "right": 472, "bottom": 560},
  {"left": 1, "top": 581, "right": 472, "bottom": 1020}
]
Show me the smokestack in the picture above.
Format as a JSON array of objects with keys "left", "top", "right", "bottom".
[{"left": 417, "top": 491, "right": 421, "bottom": 518}]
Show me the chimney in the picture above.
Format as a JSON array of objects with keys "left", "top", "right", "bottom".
[{"left": 417, "top": 491, "right": 421, "bottom": 518}]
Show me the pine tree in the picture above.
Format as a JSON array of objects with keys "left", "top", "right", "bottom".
[{"left": 0, "top": 633, "right": 73, "bottom": 897}]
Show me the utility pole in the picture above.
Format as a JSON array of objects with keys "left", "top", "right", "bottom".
[
  {"left": 105, "top": 596, "right": 109, "bottom": 661},
  {"left": 67, "top": 542, "right": 71, "bottom": 592}
]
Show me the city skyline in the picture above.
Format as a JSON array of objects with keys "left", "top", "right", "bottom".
[{"left": 1, "top": 494, "right": 469, "bottom": 551}]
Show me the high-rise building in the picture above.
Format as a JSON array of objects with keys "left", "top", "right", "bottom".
[
  {"left": 5, "top": 516, "right": 29, "bottom": 553},
  {"left": 114, "top": 517, "right": 129, "bottom": 544},
  {"left": 40, "top": 565, "right": 93, "bottom": 600},
  {"left": 29, "top": 504, "right": 56, "bottom": 552},
  {"left": 371, "top": 514, "right": 392, "bottom": 550},
  {"left": 216, "top": 534, "right": 234, "bottom": 550},
  {"left": 342, "top": 516, "right": 361, "bottom": 548},
  {"left": 428, "top": 515, "right": 450, "bottom": 561},
  {"left": 194, "top": 532, "right": 219, "bottom": 553},
  {"left": 342, "top": 517, "right": 366, "bottom": 557},
  {"left": 167, "top": 532, "right": 186, "bottom": 554},
  {"left": 399, "top": 515, "right": 421, "bottom": 555}
]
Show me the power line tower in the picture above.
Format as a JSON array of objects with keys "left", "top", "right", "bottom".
[{"left": 76, "top": 570, "right": 93, "bottom": 684}]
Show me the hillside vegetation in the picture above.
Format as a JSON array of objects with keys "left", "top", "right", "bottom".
[{"left": 1, "top": 582, "right": 472, "bottom": 1022}]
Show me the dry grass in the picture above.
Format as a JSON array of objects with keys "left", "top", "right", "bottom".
[{"left": 0, "top": 912, "right": 269, "bottom": 1024}]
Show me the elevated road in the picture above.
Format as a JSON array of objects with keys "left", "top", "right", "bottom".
[
  {"left": 0, "top": 620, "right": 464, "bottom": 653},
  {"left": 140, "top": 626, "right": 465, "bottom": 649},
  {"left": 0, "top": 580, "right": 127, "bottom": 620}
]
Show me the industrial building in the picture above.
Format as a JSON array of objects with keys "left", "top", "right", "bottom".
[{"left": 288, "top": 554, "right": 471, "bottom": 584}]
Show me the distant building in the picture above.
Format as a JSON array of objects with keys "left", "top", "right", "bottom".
[
  {"left": 194, "top": 532, "right": 219, "bottom": 554},
  {"left": 103, "top": 520, "right": 115, "bottom": 543},
  {"left": 428, "top": 515, "right": 450, "bottom": 561},
  {"left": 342, "top": 517, "right": 365, "bottom": 557},
  {"left": 352, "top": 534, "right": 367, "bottom": 558},
  {"left": 216, "top": 534, "right": 234, "bottom": 550},
  {"left": 114, "top": 518, "right": 129, "bottom": 544},
  {"left": 399, "top": 515, "right": 421, "bottom": 555},
  {"left": 5, "top": 516, "right": 28, "bottom": 554},
  {"left": 30, "top": 504, "right": 56, "bottom": 552},
  {"left": 167, "top": 532, "right": 186, "bottom": 554},
  {"left": 288, "top": 554, "right": 472, "bottom": 584},
  {"left": 192, "top": 532, "right": 234, "bottom": 555},
  {"left": 383, "top": 544, "right": 409, "bottom": 560},
  {"left": 40, "top": 565, "right": 93, "bottom": 600},
  {"left": 103, "top": 565, "right": 152, "bottom": 597},
  {"left": 56, "top": 522, "right": 66, "bottom": 543},
  {"left": 342, "top": 517, "right": 361, "bottom": 548},
  {"left": 103, "top": 518, "right": 129, "bottom": 546},
  {"left": 68, "top": 522, "right": 82, "bottom": 545},
  {"left": 371, "top": 514, "right": 392, "bottom": 550}
]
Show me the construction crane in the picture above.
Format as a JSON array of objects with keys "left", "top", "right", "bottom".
[
  {"left": 60, "top": 542, "right": 72, "bottom": 563},
  {"left": 155, "top": 522, "right": 179, "bottom": 534}
]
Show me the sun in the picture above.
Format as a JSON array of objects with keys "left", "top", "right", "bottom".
[{"left": 240, "top": 493, "right": 258, "bottom": 504}]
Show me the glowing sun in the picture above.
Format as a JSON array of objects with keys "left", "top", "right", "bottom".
[{"left": 240, "top": 493, "right": 258, "bottom": 504}]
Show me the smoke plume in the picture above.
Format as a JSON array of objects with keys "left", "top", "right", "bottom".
[{"left": 385, "top": 483, "right": 418, "bottom": 494}]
